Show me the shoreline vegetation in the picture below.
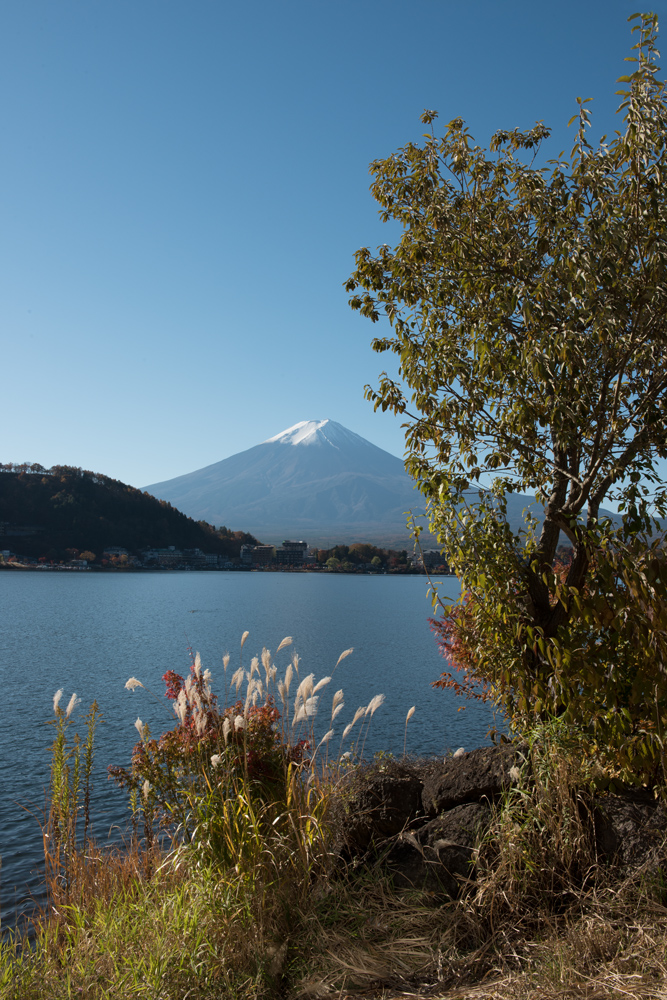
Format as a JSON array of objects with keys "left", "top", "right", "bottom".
[
  {"left": 0, "top": 560, "right": 453, "bottom": 576},
  {"left": 2, "top": 638, "right": 666, "bottom": 1000}
]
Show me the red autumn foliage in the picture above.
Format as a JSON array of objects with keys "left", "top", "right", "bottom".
[
  {"left": 109, "top": 651, "right": 311, "bottom": 810},
  {"left": 430, "top": 592, "right": 492, "bottom": 703},
  {"left": 430, "top": 546, "right": 574, "bottom": 703}
]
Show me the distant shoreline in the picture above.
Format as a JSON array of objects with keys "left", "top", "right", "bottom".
[{"left": 0, "top": 562, "right": 456, "bottom": 577}]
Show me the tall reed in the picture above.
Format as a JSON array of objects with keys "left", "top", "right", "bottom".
[{"left": 44, "top": 694, "right": 101, "bottom": 906}]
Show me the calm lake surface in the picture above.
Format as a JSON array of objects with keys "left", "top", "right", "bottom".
[{"left": 1, "top": 570, "right": 499, "bottom": 929}]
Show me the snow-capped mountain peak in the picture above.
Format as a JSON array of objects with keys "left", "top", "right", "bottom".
[
  {"left": 263, "top": 419, "right": 375, "bottom": 451},
  {"left": 264, "top": 420, "right": 330, "bottom": 446}
]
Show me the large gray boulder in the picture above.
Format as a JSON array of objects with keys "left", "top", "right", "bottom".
[
  {"left": 339, "top": 745, "right": 523, "bottom": 858},
  {"left": 342, "top": 768, "right": 424, "bottom": 853},
  {"left": 421, "top": 744, "right": 525, "bottom": 816}
]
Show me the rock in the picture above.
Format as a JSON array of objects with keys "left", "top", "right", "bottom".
[
  {"left": 343, "top": 769, "right": 424, "bottom": 853},
  {"left": 334, "top": 744, "right": 667, "bottom": 898},
  {"left": 384, "top": 802, "right": 492, "bottom": 897},
  {"left": 594, "top": 791, "right": 667, "bottom": 868},
  {"left": 422, "top": 744, "right": 525, "bottom": 816},
  {"left": 417, "top": 800, "right": 492, "bottom": 852}
]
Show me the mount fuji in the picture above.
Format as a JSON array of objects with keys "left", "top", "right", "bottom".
[
  {"left": 143, "top": 419, "right": 622, "bottom": 547},
  {"left": 142, "top": 419, "right": 429, "bottom": 546}
]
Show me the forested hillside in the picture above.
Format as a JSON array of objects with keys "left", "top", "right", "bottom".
[{"left": 0, "top": 464, "right": 258, "bottom": 562}]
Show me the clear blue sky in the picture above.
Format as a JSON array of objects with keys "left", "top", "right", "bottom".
[{"left": 2, "top": 1, "right": 663, "bottom": 489}]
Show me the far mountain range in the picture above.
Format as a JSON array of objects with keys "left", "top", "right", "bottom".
[{"left": 143, "top": 419, "right": 612, "bottom": 548}]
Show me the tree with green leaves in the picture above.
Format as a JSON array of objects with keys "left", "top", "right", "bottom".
[{"left": 347, "top": 13, "right": 667, "bottom": 780}]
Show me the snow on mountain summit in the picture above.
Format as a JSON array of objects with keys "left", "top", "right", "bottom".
[
  {"left": 263, "top": 419, "right": 374, "bottom": 450},
  {"left": 264, "top": 420, "right": 330, "bottom": 446}
]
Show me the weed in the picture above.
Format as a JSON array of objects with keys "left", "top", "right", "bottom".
[{"left": 43, "top": 695, "right": 101, "bottom": 908}]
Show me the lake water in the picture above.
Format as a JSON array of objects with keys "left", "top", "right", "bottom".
[{"left": 0, "top": 570, "right": 499, "bottom": 930}]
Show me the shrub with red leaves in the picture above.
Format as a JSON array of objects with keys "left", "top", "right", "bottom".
[
  {"left": 430, "top": 592, "right": 492, "bottom": 703},
  {"left": 109, "top": 652, "right": 311, "bottom": 841}
]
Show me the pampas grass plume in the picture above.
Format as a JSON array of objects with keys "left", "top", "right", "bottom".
[
  {"left": 295, "top": 696, "right": 319, "bottom": 723},
  {"left": 366, "top": 694, "right": 385, "bottom": 717},
  {"left": 277, "top": 679, "right": 287, "bottom": 709},
  {"left": 240, "top": 630, "right": 250, "bottom": 649},
  {"left": 293, "top": 674, "right": 315, "bottom": 723},
  {"left": 276, "top": 636, "right": 293, "bottom": 653},
  {"left": 334, "top": 648, "right": 354, "bottom": 670},
  {"left": 316, "top": 729, "right": 334, "bottom": 750},
  {"left": 332, "top": 702, "right": 345, "bottom": 723},
  {"left": 244, "top": 676, "right": 262, "bottom": 714},
  {"left": 65, "top": 693, "right": 81, "bottom": 719},
  {"left": 53, "top": 689, "right": 64, "bottom": 714},
  {"left": 175, "top": 689, "right": 188, "bottom": 725},
  {"left": 404, "top": 705, "right": 416, "bottom": 756},
  {"left": 331, "top": 689, "right": 344, "bottom": 724},
  {"left": 342, "top": 707, "right": 366, "bottom": 741},
  {"left": 297, "top": 673, "right": 315, "bottom": 703},
  {"left": 245, "top": 677, "right": 263, "bottom": 713}
]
